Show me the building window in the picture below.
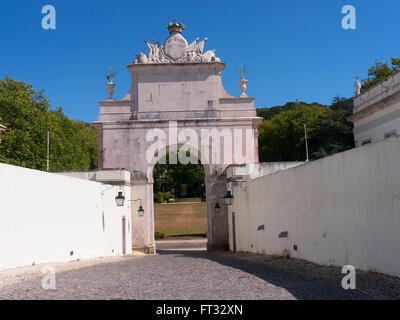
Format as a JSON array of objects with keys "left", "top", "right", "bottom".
[
  {"left": 384, "top": 130, "right": 397, "bottom": 139},
  {"left": 361, "top": 139, "right": 371, "bottom": 146}
]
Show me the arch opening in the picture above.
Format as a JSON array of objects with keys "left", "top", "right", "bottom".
[{"left": 152, "top": 151, "right": 209, "bottom": 250}]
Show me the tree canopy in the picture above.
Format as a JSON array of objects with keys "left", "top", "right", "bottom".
[
  {"left": 0, "top": 76, "right": 97, "bottom": 171},
  {"left": 258, "top": 98, "right": 354, "bottom": 162},
  {"left": 153, "top": 152, "right": 205, "bottom": 202},
  {"left": 361, "top": 57, "right": 400, "bottom": 91},
  {"left": 256, "top": 101, "right": 325, "bottom": 121}
]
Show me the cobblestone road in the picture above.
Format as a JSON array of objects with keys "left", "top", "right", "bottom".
[{"left": 0, "top": 240, "right": 399, "bottom": 300}]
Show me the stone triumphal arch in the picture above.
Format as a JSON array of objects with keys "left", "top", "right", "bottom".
[{"left": 94, "top": 21, "right": 262, "bottom": 252}]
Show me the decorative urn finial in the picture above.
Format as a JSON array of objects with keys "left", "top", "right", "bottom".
[
  {"left": 105, "top": 67, "right": 117, "bottom": 100},
  {"left": 166, "top": 19, "right": 186, "bottom": 34},
  {"left": 354, "top": 77, "right": 361, "bottom": 96},
  {"left": 236, "top": 65, "right": 249, "bottom": 98}
]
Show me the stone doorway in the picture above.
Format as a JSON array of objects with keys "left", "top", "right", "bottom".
[{"left": 152, "top": 152, "right": 208, "bottom": 246}]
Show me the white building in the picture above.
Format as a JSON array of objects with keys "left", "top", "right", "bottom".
[
  {"left": 0, "top": 165, "right": 133, "bottom": 270},
  {"left": 350, "top": 71, "right": 400, "bottom": 147}
]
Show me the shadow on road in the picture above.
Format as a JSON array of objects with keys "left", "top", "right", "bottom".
[
  {"left": 1, "top": 240, "right": 393, "bottom": 300},
  {"left": 156, "top": 244, "right": 373, "bottom": 300}
]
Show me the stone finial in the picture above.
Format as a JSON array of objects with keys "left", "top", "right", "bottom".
[
  {"left": 166, "top": 19, "right": 185, "bottom": 34},
  {"left": 355, "top": 79, "right": 361, "bottom": 96},
  {"left": 106, "top": 82, "right": 116, "bottom": 101},
  {"left": 238, "top": 79, "right": 248, "bottom": 98},
  {"left": 237, "top": 65, "right": 249, "bottom": 97}
]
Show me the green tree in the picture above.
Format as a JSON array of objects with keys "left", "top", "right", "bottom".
[
  {"left": 153, "top": 152, "right": 205, "bottom": 199},
  {"left": 258, "top": 99, "right": 355, "bottom": 162},
  {"left": 258, "top": 103, "right": 329, "bottom": 162},
  {"left": 0, "top": 76, "right": 97, "bottom": 171},
  {"left": 256, "top": 101, "right": 325, "bottom": 121},
  {"left": 361, "top": 57, "right": 400, "bottom": 91},
  {"left": 311, "top": 96, "right": 354, "bottom": 159}
]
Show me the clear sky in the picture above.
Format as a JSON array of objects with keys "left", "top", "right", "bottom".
[{"left": 1, "top": 0, "right": 399, "bottom": 123}]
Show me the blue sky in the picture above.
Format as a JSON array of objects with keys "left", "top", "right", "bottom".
[{"left": 1, "top": 0, "right": 399, "bottom": 123}]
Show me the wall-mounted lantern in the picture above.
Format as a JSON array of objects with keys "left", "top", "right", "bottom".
[
  {"left": 138, "top": 205, "right": 145, "bottom": 217},
  {"left": 214, "top": 202, "right": 221, "bottom": 214},
  {"left": 115, "top": 191, "right": 144, "bottom": 216},
  {"left": 130, "top": 199, "right": 145, "bottom": 216},
  {"left": 223, "top": 190, "right": 234, "bottom": 206},
  {"left": 115, "top": 191, "right": 125, "bottom": 207}
]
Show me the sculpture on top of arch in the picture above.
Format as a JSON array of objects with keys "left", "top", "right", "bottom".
[{"left": 135, "top": 19, "right": 220, "bottom": 64}]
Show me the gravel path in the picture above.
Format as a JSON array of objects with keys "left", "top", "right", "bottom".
[{"left": 0, "top": 240, "right": 399, "bottom": 300}]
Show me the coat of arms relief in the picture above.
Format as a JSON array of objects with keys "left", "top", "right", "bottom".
[{"left": 134, "top": 20, "right": 220, "bottom": 64}]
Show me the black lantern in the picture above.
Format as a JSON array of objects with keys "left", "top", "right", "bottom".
[
  {"left": 223, "top": 190, "right": 234, "bottom": 205},
  {"left": 129, "top": 199, "right": 145, "bottom": 216},
  {"left": 138, "top": 205, "right": 145, "bottom": 216},
  {"left": 214, "top": 202, "right": 221, "bottom": 213},
  {"left": 115, "top": 191, "right": 125, "bottom": 206}
]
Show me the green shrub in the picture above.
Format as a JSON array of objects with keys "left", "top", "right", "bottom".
[
  {"left": 163, "top": 192, "right": 175, "bottom": 201},
  {"left": 155, "top": 191, "right": 164, "bottom": 203},
  {"left": 155, "top": 232, "right": 166, "bottom": 239}
]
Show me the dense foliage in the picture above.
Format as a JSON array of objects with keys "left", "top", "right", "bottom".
[
  {"left": 257, "top": 98, "right": 354, "bottom": 162},
  {"left": 0, "top": 76, "right": 97, "bottom": 171},
  {"left": 361, "top": 57, "right": 400, "bottom": 91},
  {"left": 311, "top": 97, "right": 355, "bottom": 159},
  {"left": 256, "top": 101, "right": 325, "bottom": 121},
  {"left": 153, "top": 153, "right": 205, "bottom": 202}
]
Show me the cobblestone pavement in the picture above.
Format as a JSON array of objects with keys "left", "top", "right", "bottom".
[{"left": 0, "top": 240, "right": 399, "bottom": 300}]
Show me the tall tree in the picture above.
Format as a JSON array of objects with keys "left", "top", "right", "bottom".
[
  {"left": 258, "top": 103, "right": 329, "bottom": 162},
  {"left": 311, "top": 97, "right": 354, "bottom": 159},
  {"left": 257, "top": 99, "right": 355, "bottom": 162},
  {"left": 0, "top": 76, "right": 98, "bottom": 171}
]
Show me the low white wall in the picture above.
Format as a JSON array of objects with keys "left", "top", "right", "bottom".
[
  {"left": 228, "top": 136, "right": 400, "bottom": 277},
  {"left": 0, "top": 164, "right": 132, "bottom": 270}
]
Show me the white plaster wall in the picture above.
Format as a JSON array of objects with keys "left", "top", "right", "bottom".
[
  {"left": 352, "top": 71, "right": 400, "bottom": 147},
  {"left": 228, "top": 137, "right": 400, "bottom": 277},
  {"left": 227, "top": 162, "right": 305, "bottom": 251},
  {"left": 0, "top": 163, "right": 132, "bottom": 270},
  {"left": 355, "top": 118, "right": 400, "bottom": 146},
  {"left": 353, "top": 100, "right": 400, "bottom": 146}
]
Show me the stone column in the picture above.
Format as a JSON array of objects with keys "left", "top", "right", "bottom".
[
  {"left": 205, "top": 168, "right": 229, "bottom": 251},
  {"left": 130, "top": 173, "right": 155, "bottom": 254}
]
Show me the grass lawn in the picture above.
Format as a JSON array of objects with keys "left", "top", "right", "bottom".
[{"left": 154, "top": 202, "right": 207, "bottom": 237}]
